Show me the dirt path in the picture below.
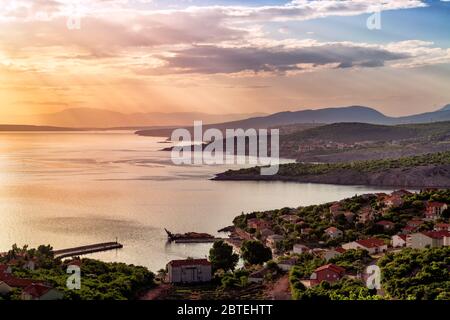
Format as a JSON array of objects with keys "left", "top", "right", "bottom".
[
  {"left": 269, "top": 275, "right": 292, "bottom": 300},
  {"left": 140, "top": 284, "right": 171, "bottom": 300}
]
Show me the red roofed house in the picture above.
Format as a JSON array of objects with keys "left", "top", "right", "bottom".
[
  {"left": 392, "top": 234, "right": 407, "bottom": 248},
  {"left": 384, "top": 195, "right": 404, "bottom": 208},
  {"left": 410, "top": 231, "right": 450, "bottom": 249},
  {"left": 329, "top": 203, "right": 344, "bottom": 218},
  {"left": 342, "top": 238, "right": 388, "bottom": 254},
  {"left": 376, "top": 220, "right": 395, "bottom": 231},
  {"left": 324, "top": 227, "right": 343, "bottom": 239},
  {"left": 247, "top": 218, "right": 271, "bottom": 231},
  {"left": 310, "top": 264, "right": 346, "bottom": 286},
  {"left": 167, "top": 259, "right": 212, "bottom": 284},
  {"left": 435, "top": 223, "right": 450, "bottom": 232},
  {"left": 425, "top": 202, "right": 448, "bottom": 220},
  {"left": 21, "top": 283, "right": 63, "bottom": 300}
]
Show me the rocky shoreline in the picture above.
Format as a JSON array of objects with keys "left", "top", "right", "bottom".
[{"left": 213, "top": 164, "right": 450, "bottom": 188}]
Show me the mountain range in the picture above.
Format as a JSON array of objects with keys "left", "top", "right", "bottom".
[
  {"left": 137, "top": 104, "right": 450, "bottom": 137},
  {"left": 3, "top": 105, "right": 450, "bottom": 131},
  {"left": 5, "top": 108, "right": 266, "bottom": 128}
]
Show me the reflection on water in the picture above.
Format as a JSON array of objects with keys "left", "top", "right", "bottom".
[{"left": 0, "top": 131, "right": 395, "bottom": 271}]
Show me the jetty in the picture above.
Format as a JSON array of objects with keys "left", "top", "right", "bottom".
[{"left": 53, "top": 242, "right": 123, "bottom": 259}]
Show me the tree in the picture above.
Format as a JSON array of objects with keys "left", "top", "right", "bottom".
[
  {"left": 240, "top": 240, "right": 272, "bottom": 266},
  {"left": 209, "top": 240, "right": 239, "bottom": 272}
]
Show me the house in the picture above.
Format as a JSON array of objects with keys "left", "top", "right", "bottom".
[
  {"left": 384, "top": 195, "right": 404, "bottom": 208},
  {"left": 344, "top": 212, "right": 356, "bottom": 223},
  {"left": 329, "top": 203, "right": 343, "bottom": 216},
  {"left": 322, "top": 249, "right": 344, "bottom": 261},
  {"left": 376, "top": 220, "right": 395, "bottom": 231},
  {"left": 266, "top": 235, "right": 284, "bottom": 251},
  {"left": 407, "top": 219, "right": 425, "bottom": 229},
  {"left": 310, "top": 264, "right": 345, "bottom": 286},
  {"left": 434, "top": 223, "right": 450, "bottom": 232},
  {"left": 392, "top": 234, "right": 407, "bottom": 248},
  {"left": 0, "top": 281, "right": 13, "bottom": 295},
  {"left": 277, "top": 257, "right": 298, "bottom": 272},
  {"left": 410, "top": 231, "right": 450, "bottom": 249},
  {"left": 259, "top": 228, "right": 275, "bottom": 241},
  {"left": 425, "top": 202, "right": 448, "bottom": 220},
  {"left": 342, "top": 238, "right": 388, "bottom": 254},
  {"left": 21, "top": 284, "right": 64, "bottom": 301},
  {"left": 0, "top": 264, "right": 12, "bottom": 275},
  {"left": 301, "top": 228, "right": 313, "bottom": 235},
  {"left": 280, "top": 215, "right": 300, "bottom": 223},
  {"left": 247, "top": 218, "right": 271, "bottom": 231},
  {"left": 248, "top": 268, "right": 270, "bottom": 283},
  {"left": 358, "top": 207, "right": 377, "bottom": 223},
  {"left": 292, "top": 244, "right": 310, "bottom": 255},
  {"left": 324, "top": 227, "right": 343, "bottom": 239},
  {"left": 391, "top": 190, "right": 412, "bottom": 197},
  {"left": 167, "top": 259, "right": 212, "bottom": 284}
]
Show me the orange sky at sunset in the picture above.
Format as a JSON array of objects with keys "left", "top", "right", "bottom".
[{"left": 1, "top": 0, "right": 450, "bottom": 123}]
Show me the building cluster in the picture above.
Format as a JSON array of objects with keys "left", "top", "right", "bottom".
[{"left": 0, "top": 263, "right": 63, "bottom": 300}]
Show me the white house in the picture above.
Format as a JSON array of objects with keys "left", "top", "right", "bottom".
[
  {"left": 167, "top": 259, "right": 212, "bottom": 284},
  {"left": 277, "top": 257, "right": 298, "bottom": 272},
  {"left": 325, "top": 227, "right": 343, "bottom": 239},
  {"left": 410, "top": 231, "right": 450, "bottom": 249},
  {"left": 293, "top": 244, "right": 310, "bottom": 255},
  {"left": 342, "top": 238, "right": 387, "bottom": 254},
  {"left": 392, "top": 234, "right": 407, "bottom": 248}
]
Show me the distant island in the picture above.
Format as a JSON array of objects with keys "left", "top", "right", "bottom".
[
  {"left": 214, "top": 151, "right": 450, "bottom": 188},
  {"left": 0, "top": 125, "right": 85, "bottom": 132}
]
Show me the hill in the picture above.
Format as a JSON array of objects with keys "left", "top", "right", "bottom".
[
  {"left": 137, "top": 104, "right": 450, "bottom": 137},
  {"left": 0, "top": 124, "right": 84, "bottom": 132},
  {"left": 8, "top": 108, "right": 266, "bottom": 128},
  {"left": 213, "top": 151, "right": 450, "bottom": 187}
]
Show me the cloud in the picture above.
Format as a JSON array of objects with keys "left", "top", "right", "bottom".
[{"left": 154, "top": 42, "right": 409, "bottom": 75}]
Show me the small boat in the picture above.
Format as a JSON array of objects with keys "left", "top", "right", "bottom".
[{"left": 165, "top": 229, "right": 217, "bottom": 243}]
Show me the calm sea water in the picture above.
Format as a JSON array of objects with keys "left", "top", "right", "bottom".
[{"left": 0, "top": 131, "right": 395, "bottom": 271}]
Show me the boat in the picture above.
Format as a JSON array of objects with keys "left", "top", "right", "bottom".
[{"left": 164, "top": 229, "right": 217, "bottom": 243}]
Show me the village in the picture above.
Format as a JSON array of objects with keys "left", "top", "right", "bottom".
[
  {"left": 149, "top": 188, "right": 449, "bottom": 300},
  {"left": 1, "top": 189, "right": 449, "bottom": 300}
]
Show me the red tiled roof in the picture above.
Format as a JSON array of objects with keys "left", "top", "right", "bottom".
[
  {"left": 168, "top": 259, "right": 211, "bottom": 267},
  {"left": 335, "top": 247, "right": 346, "bottom": 253},
  {"left": 0, "top": 264, "right": 9, "bottom": 273},
  {"left": 394, "top": 234, "right": 407, "bottom": 241},
  {"left": 426, "top": 202, "right": 447, "bottom": 208},
  {"left": 0, "top": 273, "right": 36, "bottom": 288},
  {"left": 422, "top": 231, "right": 450, "bottom": 240},
  {"left": 377, "top": 220, "right": 394, "bottom": 226},
  {"left": 23, "top": 283, "right": 53, "bottom": 298},
  {"left": 315, "top": 264, "right": 345, "bottom": 274},
  {"left": 356, "top": 238, "right": 386, "bottom": 248}
]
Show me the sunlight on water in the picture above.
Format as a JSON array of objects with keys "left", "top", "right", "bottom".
[{"left": 0, "top": 131, "right": 395, "bottom": 271}]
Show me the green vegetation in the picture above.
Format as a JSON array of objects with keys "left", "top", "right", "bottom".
[
  {"left": 329, "top": 249, "right": 372, "bottom": 274},
  {"left": 0, "top": 245, "right": 155, "bottom": 300},
  {"left": 294, "top": 279, "right": 381, "bottom": 301},
  {"left": 241, "top": 240, "right": 272, "bottom": 266},
  {"left": 221, "top": 151, "right": 450, "bottom": 177},
  {"left": 378, "top": 247, "right": 450, "bottom": 300},
  {"left": 209, "top": 240, "right": 239, "bottom": 272}
]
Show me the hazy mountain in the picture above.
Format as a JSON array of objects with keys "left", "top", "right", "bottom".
[
  {"left": 137, "top": 105, "right": 450, "bottom": 137},
  {"left": 0, "top": 124, "right": 84, "bottom": 132},
  {"left": 10, "top": 108, "right": 267, "bottom": 128}
]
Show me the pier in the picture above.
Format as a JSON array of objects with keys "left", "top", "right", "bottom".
[{"left": 53, "top": 242, "right": 123, "bottom": 259}]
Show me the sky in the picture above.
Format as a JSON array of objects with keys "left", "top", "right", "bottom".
[{"left": 0, "top": 0, "right": 449, "bottom": 122}]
